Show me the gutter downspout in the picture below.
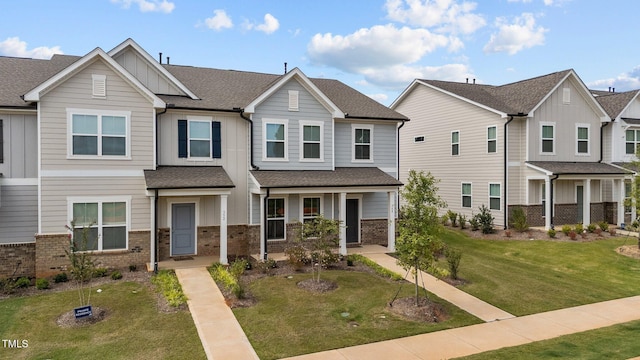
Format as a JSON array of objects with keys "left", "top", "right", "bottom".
[
  {"left": 599, "top": 122, "right": 610, "bottom": 163},
  {"left": 263, "top": 187, "right": 270, "bottom": 261},
  {"left": 550, "top": 174, "right": 560, "bottom": 229},
  {"left": 238, "top": 108, "right": 259, "bottom": 170},
  {"left": 153, "top": 106, "right": 168, "bottom": 274},
  {"left": 503, "top": 115, "right": 516, "bottom": 229}
]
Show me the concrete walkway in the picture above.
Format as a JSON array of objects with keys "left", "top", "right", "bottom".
[
  {"left": 175, "top": 267, "right": 259, "bottom": 360},
  {"left": 283, "top": 295, "right": 640, "bottom": 360}
]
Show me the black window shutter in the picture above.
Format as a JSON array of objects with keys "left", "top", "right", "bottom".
[
  {"left": 212, "top": 121, "right": 222, "bottom": 159},
  {"left": 0, "top": 119, "right": 3, "bottom": 163},
  {"left": 178, "top": 120, "right": 187, "bottom": 158}
]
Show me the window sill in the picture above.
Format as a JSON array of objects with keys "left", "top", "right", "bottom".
[
  {"left": 351, "top": 159, "right": 374, "bottom": 163},
  {"left": 67, "top": 155, "right": 131, "bottom": 161},
  {"left": 300, "top": 158, "right": 324, "bottom": 162},
  {"left": 262, "top": 158, "right": 289, "bottom": 162},
  {"left": 267, "top": 238, "right": 286, "bottom": 242}
]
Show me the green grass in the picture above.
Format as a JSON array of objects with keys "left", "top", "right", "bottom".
[
  {"left": 441, "top": 230, "right": 640, "bottom": 315},
  {"left": 233, "top": 270, "right": 481, "bottom": 360},
  {"left": 460, "top": 320, "right": 640, "bottom": 360},
  {"left": 0, "top": 281, "right": 205, "bottom": 360}
]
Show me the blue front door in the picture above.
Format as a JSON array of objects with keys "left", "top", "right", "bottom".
[{"left": 172, "top": 203, "right": 196, "bottom": 256}]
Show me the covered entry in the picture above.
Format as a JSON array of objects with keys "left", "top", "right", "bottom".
[{"left": 171, "top": 203, "right": 196, "bottom": 255}]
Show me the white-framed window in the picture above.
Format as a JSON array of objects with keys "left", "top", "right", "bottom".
[
  {"left": 67, "top": 109, "right": 131, "bottom": 159},
  {"left": 541, "top": 182, "right": 546, "bottom": 217},
  {"left": 68, "top": 197, "right": 130, "bottom": 251},
  {"left": 300, "top": 121, "right": 323, "bottom": 161},
  {"left": 288, "top": 90, "right": 299, "bottom": 111},
  {"left": 489, "top": 183, "right": 501, "bottom": 211},
  {"left": 462, "top": 183, "right": 472, "bottom": 208},
  {"left": 301, "top": 196, "right": 322, "bottom": 223},
  {"left": 189, "top": 120, "right": 211, "bottom": 158},
  {"left": 487, "top": 126, "right": 497, "bottom": 153},
  {"left": 267, "top": 197, "right": 286, "bottom": 240},
  {"left": 263, "top": 119, "right": 288, "bottom": 161},
  {"left": 414, "top": 135, "right": 425, "bottom": 143},
  {"left": 576, "top": 124, "right": 590, "bottom": 155},
  {"left": 451, "top": 130, "right": 460, "bottom": 156},
  {"left": 625, "top": 129, "right": 640, "bottom": 155},
  {"left": 625, "top": 180, "right": 633, "bottom": 214},
  {"left": 541, "top": 122, "right": 555, "bottom": 154},
  {"left": 352, "top": 124, "right": 373, "bottom": 162}
]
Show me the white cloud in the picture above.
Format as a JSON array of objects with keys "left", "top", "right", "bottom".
[
  {"left": 589, "top": 66, "right": 640, "bottom": 92},
  {"left": 111, "top": 0, "right": 175, "bottom": 13},
  {"left": 507, "top": 0, "right": 533, "bottom": 3},
  {"left": 362, "top": 63, "right": 474, "bottom": 88},
  {"left": 244, "top": 13, "right": 280, "bottom": 34},
  {"left": 205, "top": 10, "right": 233, "bottom": 31},
  {"left": 0, "top": 37, "right": 62, "bottom": 59},
  {"left": 483, "top": 13, "right": 547, "bottom": 55},
  {"left": 367, "top": 93, "right": 389, "bottom": 103},
  {"left": 308, "top": 24, "right": 449, "bottom": 73},
  {"left": 385, "top": 0, "right": 486, "bottom": 35}
]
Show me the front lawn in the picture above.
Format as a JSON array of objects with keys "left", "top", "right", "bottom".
[
  {"left": 441, "top": 230, "right": 640, "bottom": 315},
  {"left": 232, "top": 270, "right": 481, "bottom": 360},
  {"left": 0, "top": 281, "right": 205, "bottom": 360}
]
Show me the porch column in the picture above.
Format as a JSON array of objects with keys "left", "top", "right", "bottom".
[
  {"left": 545, "top": 177, "right": 552, "bottom": 230},
  {"left": 584, "top": 178, "right": 591, "bottom": 226},
  {"left": 219, "top": 194, "right": 228, "bottom": 265},
  {"left": 149, "top": 195, "right": 156, "bottom": 270},
  {"left": 260, "top": 193, "right": 266, "bottom": 260},
  {"left": 339, "top": 192, "right": 347, "bottom": 256},
  {"left": 387, "top": 191, "right": 396, "bottom": 252},
  {"left": 618, "top": 179, "right": 625, "bottom": 227}
]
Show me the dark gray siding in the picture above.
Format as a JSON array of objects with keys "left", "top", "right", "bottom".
[{"left": 0, "top": 185, "right": 37, "bottom": 243}]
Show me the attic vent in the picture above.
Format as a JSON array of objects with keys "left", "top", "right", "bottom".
[
  {"left": 288, "top": 90, "right": 299, "bottom": 111},
  {"left": 414, "top": 135, "right": 425, "bottom": 143},
  {"left": 92, "top": 74, "right": 106, "bottom": 98},
  {"left": 563, "top": 87, "right": 570, "bottom": 104}
]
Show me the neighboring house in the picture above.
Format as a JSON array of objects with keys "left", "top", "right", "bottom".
[
  {"left": 0, "top": 38, "right": 405, "bottom": 278},
  {"left": 593, "top": 88, "right": 640, "bottom": 223},
  {"left": 392, "top": 69, "right": 629, "bottom": 230}
]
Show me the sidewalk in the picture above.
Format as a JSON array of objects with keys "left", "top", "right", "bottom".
[
  {"left": 175, "top": 267, "right": 259, "bottom": 360},
  {"left": 283, "top": 295, "right": 640, "bottom": 360}
]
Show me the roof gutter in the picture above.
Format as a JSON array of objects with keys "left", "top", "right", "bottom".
[
  {"left": 237, "top": 108, "right": 259, "bottom": 170},
  {"left": 152, "top": 105, "right": 168, "bottom": 274},
  {"left": 599, "top": 122, "right": 610, "bottom": 163},
  {"left": 504, "top": 113, "right": 527, "bottom": 229},
  {"left": 397, "top": 120, "right": 406, "bottom": 181},
  {"left": 344, "top": 114, "right": 409, "bottom": 122}
]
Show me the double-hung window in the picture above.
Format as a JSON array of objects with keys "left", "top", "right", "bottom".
[
  {"left": 451, "top": 131, "right": 460, "bottom": 156},
  {"left": 302, "top": 197, "right": 321, "bottom": 224},
  {"left": 69, "top": 110, "right": 130, "bottom": 158},
  {"left": 625, "top": 180, "right": 633, "bottom": 214},
  {"left": 178, "top": 118, "right": 222, "bottom": 159},
  {"left": 576, "top": 124, "right": 589, "bottom": 155},
  {"left": 462, "top": 183, "right": 472, "bottom": 208},
  {"left": 70, "top": 198, "right": 128, "bottom": 251},
  {"left": 264, "top": 120, "right": 287, "bottom": 160},
  {"left": 541, "top": 123, "right": 555, "bottom": 154},
  {"left": 626, "top": 129, "right": 640, "bottom": 155},
  {"left": 267, "top": 198, "right": 286, "bottom": 240},
  {"left": 489, "top": 183, "right": 501, "bottom": 211},
  {"left": 300, "top": 121, "right": 323, "bottom": 161},
  {"left": 541, "top": 182, "right": 546, "bottom": 216},
  {"left": 487, "top": 126, "right": 497, "bottom": 153},
  {"left": 353, "top": 125, "right": 373, "bottom": 161}
]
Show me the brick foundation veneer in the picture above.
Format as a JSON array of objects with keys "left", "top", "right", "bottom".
[
  {"left": 35, "top": 231, "right": 150, "bottom": 278},
  {"left": 158, "top": 225, "right": 254, "bottom": 261},
  {"left": 361, "top": 219, "right": 391, "bottom": 246},
  {"left": 0, "top": 243, "right": 36, "bottom": 279},
  {"left": 509, "top": 202, "right": 617, "bottom": 228}
]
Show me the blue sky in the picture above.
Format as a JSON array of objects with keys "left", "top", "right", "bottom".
[{"left": 1, "top": 0, "right": 639, "bottom": 105}]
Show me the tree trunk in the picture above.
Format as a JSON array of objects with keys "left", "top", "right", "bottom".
[{"left": 414, "top": 260, "right": 419, "bottom": 307}]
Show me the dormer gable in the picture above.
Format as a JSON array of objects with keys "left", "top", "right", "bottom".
[
  {"left": 244, "top": 67, "right": 343, "bottom": 118},
  {"left": 108, "top": 38, "right": 199, "bottom": 100}
]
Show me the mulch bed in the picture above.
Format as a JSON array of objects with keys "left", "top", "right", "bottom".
[
  {"left": 387, "top": 297, "right": 449, "bottom": 323},
  {"left": 56, "top": 307, "right": 109, "bottom": 328}
]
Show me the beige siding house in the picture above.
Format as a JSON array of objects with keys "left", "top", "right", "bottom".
[{"left": 393, "top": 70, "right": 629, "bottom": 230}]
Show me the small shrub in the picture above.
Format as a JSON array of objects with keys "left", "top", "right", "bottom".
[
  {"left": 284, "top": 244, "right": 309, "bottom": 271},
  {"left": 111, "top": 271, "right": 123, "bottom": 280},
  {"left": 547, "top": 228, "right": 556, "bottom": 238},
  {"left": 581, "top": 231, "right": 588, "bottom": 239},
  {"left": 152, "top": 270, "right": 187, "bottom": 307},
  {"left": 445, "top": 247, "right": 462, "bottom": 280},
  {"left": 229, "top": 259, "right": 248, "bottom": 278},
  {"left": 447, "top": 210, "right": 458, "bottom": 227},
  {"left": 469, "top": 214, "right": 480, "bottom": 231},
  {"left": 53, "top": 272, "right": 68, "bottom": 283},
  {"left": 440, "top": 215, "right": 450, "bottom": 226},
  {"left": 93, "top": 267, "right": 108, "bottom": 278},
  {"left": 36, "top": 278, "right": 49, "bottom": 290},
  {"left": 598, "top": 221, "right": 609, "bottom": 232},
  {"left": 209, "top": 263, "right": 245, "bottom": 299},
  {"left": 574, "top": 223, "right": 584, "bottom": 234},
  {"left": 129, "top": 265, "right": 137, "bottom": 272},
  {"left": 587, "top": 223, "right": 597, "bottom": 233},
  {"left": 510, "top": 207, "right": 529, "bottom": 232},
  {"left": 15, "top": 277, "right": 30, "bottom": 288},
  {"left": 475, "top": 205, "right": 495, "bottom": 234},
  {"left": 595, "top": 228, "right": 603, "bottom": 236},
  {"left": 609, "top": 227, "right": 617, "bottom": 236},
  {"left": 569, "top": 230, "right": 577, "bottom": 240},
  {"left": 561, "top": 225, "right": 572, "bottom": 236},
  {"left": 458, "top": 214, "right": 467, "bottom": 229}
]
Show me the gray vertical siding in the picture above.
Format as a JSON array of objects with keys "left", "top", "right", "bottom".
[
  {"left": 0, "top": 185, "right": 37, "bottom": 243},
  {"left": 362, "top": 192, "right": 389, "bottom": 219},
  {"left": 0, "top": 114, "right": 37, "bottom": 178},
  {"left": 113, "top": 48, "right": 184, "bottom": 96}
]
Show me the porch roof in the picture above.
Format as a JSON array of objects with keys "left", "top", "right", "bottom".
[
  {"left": 144, "top": 166, "right": 235, "bottom": 189},
  {"left": 250, "top": 167, "right": 402, "bottom": 188},
  {"left": 527, "top": 161, "right": 631, "bottom": 175}
]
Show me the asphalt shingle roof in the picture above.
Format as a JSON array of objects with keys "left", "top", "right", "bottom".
[
  {"left": 144, "top": 166, "right": 235, "bottom": 189},
  {"left": 592, "top": 90, "right": 640, "bottom": 119},
  {"left": 420, "top": 70, "right": 573, "bottom": 114},
  {"left": 527, "top": 161, "right": 630, "bottom": 175},
  {"left": 250, "top": 167, "right": 402, "bottom": 188}
]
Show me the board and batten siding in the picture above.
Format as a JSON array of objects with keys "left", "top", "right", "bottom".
[
  {"left": 40, "top": 177, "right": 149, "bottom": 233},
  {"left": 157, "top": 195, "right": 238, "bottom": 227},
  {"left": 0, "top": 185, "right": 37, "bottom": 243},
  {"left": 334, "top": 121, "right": 397, "bottom": 171},
  {"left": 528, "top": 79, "right": 602, "bottom": 162},
  {"left": 157, "top": 110, "right": 249, "bottom": 225},
  {"left": 395, "top": 84, "right": 505, "bottom": 225},
  {"left": 507, "top": 118, "right": 527, "bottom": 205},
  {"left": 39, "top": 59, "right": 155, "bottom": 171},
  {"left": 253, "top": 80, "right": 333, "bottom": 170},
  {"left": 612, "top": 98, "right": 640, "bottom": 162},
  {"left": 113, "top": 48, "right": 184, "bottom": 96},
  {"left": 0, "top": 113, "right": 37, "bottom": 178}
]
